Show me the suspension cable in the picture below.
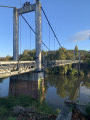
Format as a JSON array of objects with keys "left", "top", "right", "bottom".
[
  {"left": 21, "top": 14, "right": 50, "bottom": 51},
  {"left": 54, "top": 35, "right": 55, "bottom": 51},
  {"left": 30, "top": 28, "right": 31, "bottom": 50},
  {"left": 42, "top": 41, "right": 50, "bottom": 51},
  {"left": 41, "top": 7, "right": 68, "bottom": 60},
  {"left": 49, "top": 26, "right": 50, "bottom": 49},
  {"left": 0, "top": 5, "right": 15, "bottom": 8},
  {"left": 21, "top": 14, "right": 36, "bottom": 34},
  {"left": 41, "top": 7, "right": 62, "bottom": 48}
]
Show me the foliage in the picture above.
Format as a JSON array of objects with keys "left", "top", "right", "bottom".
[
  {"left": 45, "top": 75, "right": 82, "bottom": 99},
  {"left": 75, "top": 45, "right": 78, "bottom": 52},
  {"left": 74, "top": 45, "right": 79, "bottom": 60},
  {"left": 0, "top": 55, "right": 12, "bottom": 61},
  {"left": 84, "top": 52, "right": 90, "bottom": 64},
  {"left": 0, "top": 47, "right": 89, "bottom": 62},
  {"left": 0, "top": 106, "right": 9, "bottom": 116},
  {"left": 38, "top": 79, "right": 45, "bottom": 102},
  {"left": 0, "top": 47, "right": 89, "bottom": 75},
  {"left": 86, "top": 103, "right": 90, "bottom": 117},
  {"left": 19, "top": 49, "right": 36, "bottom": 61},
  {"left": 7, "top": 117, "right": 16, "bottom": 120},
  {"left": 46, "top": 65, "right": 84, "bottom": 76},
  {"left": 78, "top": 71, "right": 84, "bottom": 76},
  {"left": 0, "top": 95, "right": 59, "bottom": 118}
]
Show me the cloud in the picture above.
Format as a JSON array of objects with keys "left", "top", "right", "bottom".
[{"left": 71, "top": 30, "right": 90, "bottom": 42}]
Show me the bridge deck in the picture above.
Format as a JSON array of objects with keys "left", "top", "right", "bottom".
[
  {"left": 0, "top": 61, "right": 36, "bottom": 78},
  {"left": 0, "top": 60, "right": 80, "bottom": 78},
  {"left": 43, "top": 60, "right": 80, "bottom": 68}
]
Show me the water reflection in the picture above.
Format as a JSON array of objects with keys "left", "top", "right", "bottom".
[
  {"left": 9, "top": 78, "right": 39, "bottom": 99},
  {"left": 45, "top": 75, "right": 90, "bottom": 106},
  {"left": 0, "top": 77, "right": 45, "bottom": 101},
  {"left": 0, "top": 75, "right": 90, "bottom": 109},
  {"left": 0, "top": 78, "right": 10, "bottom": 98}
]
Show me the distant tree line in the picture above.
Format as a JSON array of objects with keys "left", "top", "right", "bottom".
[{"left": 0, "top": 45, "right": 89, "bottom": 63}]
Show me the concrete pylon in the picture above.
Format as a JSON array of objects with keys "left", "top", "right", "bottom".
[
  {"left": 13, "top": 2, "right": 42, "bottom": 71},
  {"left": 35, "top": 1, "right": 41, "bottom": 71},
  {"left": 13, "top": 8, "right": 19, "bottom": 61}
]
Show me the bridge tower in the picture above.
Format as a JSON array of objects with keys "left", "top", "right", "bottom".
[
  {"left": 13, "top": 8, "right": 19, "bottom": 61},
  {"left": 13, "top": 0, "right": 41, "bottom": 71}
]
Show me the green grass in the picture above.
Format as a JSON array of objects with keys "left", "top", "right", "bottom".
[{"left": 0, "top": 95, "right": 60, "bottom": 119}]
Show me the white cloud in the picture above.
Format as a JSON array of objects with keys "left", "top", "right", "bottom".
[{"left": 71, "top": 30, "right": 90, "bottom": 42}]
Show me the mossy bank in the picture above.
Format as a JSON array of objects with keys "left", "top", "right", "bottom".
[{"left": 0, "top": 95, "right": 60, "bottom": 120}]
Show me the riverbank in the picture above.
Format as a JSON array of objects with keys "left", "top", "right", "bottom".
[
  {"left": 0, "top": 95, "right": 60, "bottom": 120},
  {"left": 0, "top": 74, "right": 90, "bottom": 120}
]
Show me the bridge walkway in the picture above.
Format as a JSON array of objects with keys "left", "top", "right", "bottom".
[{"left": 0, "top": 60, "right": 80, "bottom": 78}]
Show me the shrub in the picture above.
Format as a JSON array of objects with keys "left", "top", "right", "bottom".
[
  {"left": 0, "top": 106, "right": 9, "bottom": 116},
  {"left": 7, "top": 117, "right": 16, "bottom": 120},
  {"left": 78, "top": 71, "right": 84, "bottom": 76},
  {"left": 86, "top": 103, "right": 90, "bottom": 116}
]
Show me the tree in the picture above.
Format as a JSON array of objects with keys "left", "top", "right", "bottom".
[
  {"left": 75, "top": 45, "right": 78, "bottom": 52},
  {"left": 74, "top": 45, "right": 78, "bottom": 60}
]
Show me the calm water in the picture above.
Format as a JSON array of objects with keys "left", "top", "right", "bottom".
[{"left": 0, "top": 75, "right": 90, "bottom": 116}]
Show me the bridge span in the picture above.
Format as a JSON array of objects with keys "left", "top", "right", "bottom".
[{"left": 0, "top": 60, "right": 80, "bottom": 78}]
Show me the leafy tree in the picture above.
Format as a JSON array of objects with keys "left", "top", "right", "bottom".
[
  {"left": 74, "top": 45, "right": 79, "bottom": 60},
  {"left": 84, "top": 52, "right": 90, "bottom": 64},
  {"left": 75, "top": 45, "right": 78, "bottom": 52}
]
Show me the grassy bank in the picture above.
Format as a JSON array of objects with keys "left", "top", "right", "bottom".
[{"left": 0, "top": 95, "right": 60, "bottom": 120}]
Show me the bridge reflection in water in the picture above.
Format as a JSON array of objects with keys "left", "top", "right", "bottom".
[
  {"left": 9, "top": 74, "right": 45, "bottom": 100},
  {"left": 9, "top": 79, "right": 39, "bottom": 99},
  {"left": 0, "top": 72, "right": 45, "bottom": 101}
]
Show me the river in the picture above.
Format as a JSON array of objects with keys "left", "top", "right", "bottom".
[{"left": 0, "top": 75, "right": 90, "bottom": 118}]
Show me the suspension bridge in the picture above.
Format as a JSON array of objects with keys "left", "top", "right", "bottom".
[{"left": 0, "top": 0, "right": 80, "bottom": 79}]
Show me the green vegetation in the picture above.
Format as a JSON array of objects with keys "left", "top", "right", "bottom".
[
  {"left": 0, "top": 45, "right": 89, "bottom": 75},
  {"left": 19, "top": 49, "right": 35, "bottom": 61},
  {"left": 46, "top": 65, "right": 84, "bottom": 76},
  {"left": 45, "top": 75, "right": 90, "bottom": 99},
  {"left": 0, "top": 95, "right": 60, "bottom": 119},
  {"left": 0, "top": 45, "right": 89, "bottom": 61},
  {"left": 7, "top": 117, "right": 16, "bottom": 120},
  {"left": 84, "top": 52, "right": 90, "bottom": 64},
  {"left": 86, "top": 103, "right": 90, "bottom": 119}
]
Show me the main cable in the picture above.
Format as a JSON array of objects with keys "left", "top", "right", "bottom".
[
  {"left": 21, "top": 14, "right": 50, "bottom": 51},
  {"left": 21, "top": 14, "right": 36, "bottom": 34},
  {"left": 41, "top": 7, "right": 69, "bottom": 60},
  {"left": 41, "top": 7, "right": 62, "bottom": 48},
  {"left": 0, "top": 5, "right": 15, "bottom": 8}
]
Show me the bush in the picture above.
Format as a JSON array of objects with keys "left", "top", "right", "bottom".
[
  {"left": 86, "top": 103, "right": 90, "bottom": 116},
  {"left": 0, "top": 106, "right": 9, "bottom": 116},
  {"left": 78, "top": 71, "right": 84, "bottom": 76},
  {"left": 7, "top": 117, "right": 16, "bottom": 120},
  {"left": 0, "top": 95, "right": 59, "bottom": 117}
]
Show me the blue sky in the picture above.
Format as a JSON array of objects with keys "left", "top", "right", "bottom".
[{"left": 0, "top": 0, "right": 90, "bottom": 57}]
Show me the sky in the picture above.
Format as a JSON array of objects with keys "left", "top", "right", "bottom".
[{"left": 0, "top": 0, "right": 90, "bottom": 57}]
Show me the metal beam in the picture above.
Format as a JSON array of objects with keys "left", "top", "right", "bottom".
[{"left": 18, "top": 4, "right": 36, "bottom": 15}]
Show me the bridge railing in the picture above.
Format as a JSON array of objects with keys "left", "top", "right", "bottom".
[
  {"left": 43, "top": 60, "right": 80, "bottom": 68},
  {"left": 0, "top": 61, "right": 36, "bottom": 74}
]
